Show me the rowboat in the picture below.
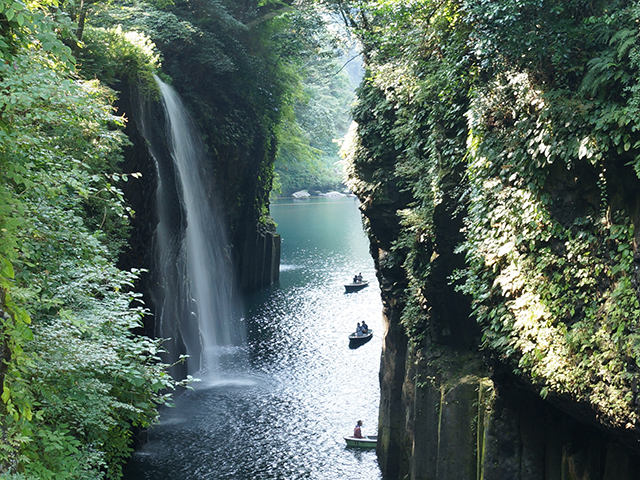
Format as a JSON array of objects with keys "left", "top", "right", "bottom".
[
  {"left": 344, "top": 435, "right": 377, "bottom": 448},
  {"left": 344, "top": 280, "right": 369, "bottom": 293},
  {"left": 348, "top": 330, "right": 373, "bottom": 348}
]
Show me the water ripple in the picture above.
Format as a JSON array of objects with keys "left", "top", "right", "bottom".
[{"left": 124, "top": 198, "right": 382, "bottom": 480}]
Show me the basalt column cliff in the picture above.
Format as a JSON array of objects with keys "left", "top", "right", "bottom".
[{"left": 339, "top": 1, "right": 640, "bottom": 478}]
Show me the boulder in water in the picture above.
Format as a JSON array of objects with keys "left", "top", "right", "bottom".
[{"left": 292, "top": 190, "right": 310, "bottom": 198}]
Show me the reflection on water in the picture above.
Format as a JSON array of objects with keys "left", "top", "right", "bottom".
[{"left": 124, "top": 197, "right": 383, "bottom": 479}]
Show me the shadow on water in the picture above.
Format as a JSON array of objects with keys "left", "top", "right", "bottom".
[
  {"left": 348, "top": 336, "right": 373, "bottom": 349},
  {"left": 124, "top": 197, "right": 383, "bottom": 480}
]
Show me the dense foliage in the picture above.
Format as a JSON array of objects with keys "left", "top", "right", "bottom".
[
  {"left": 1, "top": 0, "right": 350, "bottom": 477},
  {"left": 273, "top": 16, "right": 358, "bottom": 196},
  {"left": 0, "top": 2, "right": 178, "bottom": 479},
  {"left": 86, "top": 0, "right": 335, "bottom": 228},
  {"left": 335, "top": 0, "right": 640, "bottom": 433}
]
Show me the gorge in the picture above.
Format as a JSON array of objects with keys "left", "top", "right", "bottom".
[{"left": 5, "top": 1, "right": 640, "bottom": 479}]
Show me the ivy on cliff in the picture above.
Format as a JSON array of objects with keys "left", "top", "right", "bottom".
[
  {"left": 336, "top": 0, "right": 640, "bottom": 433},
  {"left": 458, "top": 0, "right": 640, "bottom": 429},
  {"left": 341, "top": 0, "right": 473, "bottom": 340}
]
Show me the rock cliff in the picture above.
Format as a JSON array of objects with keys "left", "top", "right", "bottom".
[{"left": 348, "top": 76, "right": 640, "bottom": 479}]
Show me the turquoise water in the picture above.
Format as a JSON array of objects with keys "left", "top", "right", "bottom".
[{"left": 124, "top": 196, "right": 383, "bottom": 479}]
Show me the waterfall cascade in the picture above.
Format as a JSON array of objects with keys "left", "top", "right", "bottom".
[{"left": 147, "top": 76, "right": 243, "bottom": 377}]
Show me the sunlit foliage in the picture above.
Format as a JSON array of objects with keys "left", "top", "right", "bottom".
[
  {"left": 0, "top": 3, "right": 181, "bottom": 478},
  {"left": 0, "top": 0, "right": 75, "bottom": 66},
  {"left": 335, "top": 0, "right": 640, "bottom": 432}
]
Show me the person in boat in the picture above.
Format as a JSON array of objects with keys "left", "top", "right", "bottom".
[
  {"left": 357, "top": 273, "right": 363, "bottom": 283},
  {"left": 356, "top": 322, "right": 363, "bottom": 336},
  {"left": 361, "top": 321, "right": 369, "bottom": 334},
  {"left": 353, "top": 274, "right": 360, "bottom": 284},
  {"left": 354, "top": 420, "right": 364, "bottom": 438}
]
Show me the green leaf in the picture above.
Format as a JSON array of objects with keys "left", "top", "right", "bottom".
[
  {"left": 1, "top": 383, "right": 10, "bottom": 403},
  {"left": 1, "top": 257, "right": 15, "bottom": 278},
  {"left": 18, "top": 323, "right": 34, "bottom": 341},
  {"left": 14, "top": 307, "right": 31, "bottom": 325},
  {"left": 131, "top": 376, "right": 145, "bottom": 387}
]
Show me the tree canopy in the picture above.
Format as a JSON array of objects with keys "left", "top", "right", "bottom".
[{"left": 272, "top": 10, "right": 359, "bottom": 196}]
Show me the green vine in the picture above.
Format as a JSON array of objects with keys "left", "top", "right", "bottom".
[{"left": 339, "top": 0, "right": 640, "bottom": 432}]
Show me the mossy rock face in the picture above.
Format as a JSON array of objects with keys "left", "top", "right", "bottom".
[
  {"left": 478, "top": 383, "right": 640, "bottom": 480},
  {"left": 488, "top": 385, "right": 640, "bottom": 480},
  {"left": 409, "top": 350, "right": 491, "bottom": 480},
  {"left": 388, "top": 345, "right": 640, "bottom": 480}
]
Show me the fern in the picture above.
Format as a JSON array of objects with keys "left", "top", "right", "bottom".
[
  {"left": 610, "top": 28, "right": 637, "bottom": 60},
  {"left": 580, "top": 52, "right": 618, "bottom": 97}
]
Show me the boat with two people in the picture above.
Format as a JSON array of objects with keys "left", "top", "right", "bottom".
[
  {"left": 344, "top": 272, "right": 369, "bottom": 292},
  {"left": 348, "top": 321, "right": 373, "bottom": 348}
]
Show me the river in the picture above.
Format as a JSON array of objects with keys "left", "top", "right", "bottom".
[{"left": 123, "top": 196, "right": 384, "bottom": 480}]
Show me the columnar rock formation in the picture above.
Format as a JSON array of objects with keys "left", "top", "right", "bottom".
[
  {"left": 357, "top": 164, "right": 640, "bottom": 479},
  {"left": 348, "top": 77, "right": 640, "bottom": 478}
]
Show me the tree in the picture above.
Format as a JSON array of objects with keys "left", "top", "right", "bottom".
[
  {"left": 0, "top": 3, "right": 179, "bottom": 477},
  {"left": 272, "top": 3, "right": 358, "bottom": 195}
]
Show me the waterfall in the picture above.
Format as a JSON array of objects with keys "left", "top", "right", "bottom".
[{"left": 149, "top": 75, "right": 243, "bottom": 377}]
